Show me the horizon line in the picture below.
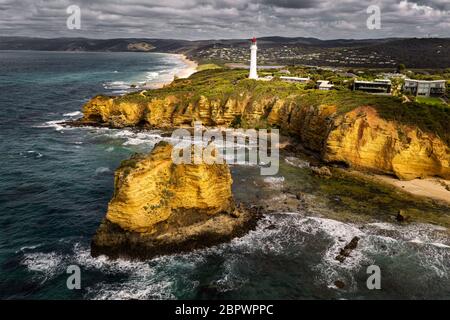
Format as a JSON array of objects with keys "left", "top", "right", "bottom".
[{"left": 2, "top": 35, "right": 450, "bottom": 42}]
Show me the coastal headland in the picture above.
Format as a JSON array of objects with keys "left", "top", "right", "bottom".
[
  {"left": 67, "top": 65, "right": 450, "bottom": 259},
  {"left": 73, "top": 68, "right": 450, "bottom": 182}
]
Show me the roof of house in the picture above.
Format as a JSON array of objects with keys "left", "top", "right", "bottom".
[
  {"left": 280, "top": 76, "right": 310, "bottom": 81},
  {"left": 405, "top": 79, "right": 446, "bottom": 84},
  {"left": 355, "top": 80, "right": 391, "bottom": 85}
]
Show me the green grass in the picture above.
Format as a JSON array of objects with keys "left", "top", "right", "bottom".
[
  {"left": 197, "top": 64, "right": 222, "bottom": 72},
  {"left": 415, "top": 96, "right": 447, "bottom": 107}
]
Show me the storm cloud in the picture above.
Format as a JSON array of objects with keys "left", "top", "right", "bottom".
[{"left": 0, "top": 0, "right": 448, "bottom": 39}]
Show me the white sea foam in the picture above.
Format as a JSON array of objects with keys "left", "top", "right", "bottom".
[
  {"left": 63, "top": 111, "right": 82, "bottom": 117},
  {"left": 21, "top": 252, "right": 65, "bottom": 279},
  {"left": 16, "top": 244, "right": 42, "bottom": 253},
  {"left": 36, "top": 120, "right": 65, "bottom": 131},
  {"left": 122, "top": 132, "right": 165, "bottom": 147},
  {"left": 111, "top": 90, "right": 129, "bottom": 95},
  {"left": 103, "top": 81, "right": 130, "bottom": 90},
  {"left": 431, "top": 242, "right": 450, "bottom": 249},
  {"left": 367, "top": 222, "right": 398, "bottom": 231},
  {"left": 20, "top": 214, "right": 449, "bottom": 299},
  {"left": 284, "top": 156, "right": 310, "bottom": 169},
  {"left": 99, "top": 129, "right": 167, "bottom": 149},
  {"left": 73, "top": 244, "right": 176, "bottom": 300},
  {"left": 95, "top": 167, "right": 111, "bottom": 175},
  {"left": 263, "top": 176, "right": 285, "bottom": 189},
  {"left": 146, "top": 71, "right": 159, "bottom": 80},
  {"left": 213, "top": 256, "right": 249, "bottom": 293},
  {"left": 89, "top": 281, "right": 175, "bottom": 300}
]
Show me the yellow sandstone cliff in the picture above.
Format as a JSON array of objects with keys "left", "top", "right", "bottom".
[
  {"left": 91, "top": 142, "right": 257, "bottom": 259},
  {"left": 107, "top": 142, "right": 234, "bottom": 233},
  {"left": 80, "top": 95, "right": 450, "bottom": 181},
  {"left": 324, "top": 106, "right": 450, "bottom": 180}
]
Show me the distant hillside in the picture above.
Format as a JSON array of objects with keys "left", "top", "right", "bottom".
[
  {"left": 356, "top": 38, "right": 450, "bottom": 70},
  {"left": 0, "top": 37, "right": 191, "bottom": 53},
  {"left": 1, "top": 36, "right": 449, "bottom": 68}
]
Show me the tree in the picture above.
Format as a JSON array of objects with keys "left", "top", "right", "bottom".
[{"left": 397, "top": 64, "right": 406, "bottom": 74}]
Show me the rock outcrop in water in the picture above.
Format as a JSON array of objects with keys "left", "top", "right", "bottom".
[
  {"left": 91, "top": 142, "right": 258, "bottom": 260},
  {"left": 79, "top": 91, "right": 450, "bottom": 181}
]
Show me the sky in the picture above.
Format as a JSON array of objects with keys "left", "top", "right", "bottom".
[{"left": 0, "top": 0, "right": 449, "bottom": 40}]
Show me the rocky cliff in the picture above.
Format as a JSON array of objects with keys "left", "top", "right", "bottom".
[
  {"left": 91, "top": 142, "right": 258, "bottom": 259},
  {"left": 324, "top": 106, "right": 450, "bottom": 180},
  {"left": 79, "top": 90, "right": 450, "bottom": 181}
]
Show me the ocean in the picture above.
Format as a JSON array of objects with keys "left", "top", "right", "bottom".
[{"left": 0, "top": 51, "right": 449, "bottom": 300}]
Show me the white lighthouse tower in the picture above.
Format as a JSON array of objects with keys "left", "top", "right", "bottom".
[{"left": 249, "top": 37, "right": 258, "bottom": 79}]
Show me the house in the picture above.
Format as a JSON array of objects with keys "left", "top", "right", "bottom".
[
  {"left": 317, "top": 80, "right": 334, "bottom": 91},
  {"left": 353, "top": 79, "right": 391, "bottom": 94},
  {"left": 280, "top": 76, "right": 310, "bottom": 83},
  {"left": 403, "top": 79, "right": 446, "bottom": 97}
]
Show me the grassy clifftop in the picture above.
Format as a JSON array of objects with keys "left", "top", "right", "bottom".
[{"left": 112, "top": 68, "right": 450, "bottom": 146}]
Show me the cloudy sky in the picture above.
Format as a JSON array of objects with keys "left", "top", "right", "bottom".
[{"left": 0, "top": 0, "right": 449, "bottom": 40}]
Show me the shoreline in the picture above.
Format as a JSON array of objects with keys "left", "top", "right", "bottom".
[
  {"left": 174, "top": 54, "right": 198, "bottom": 79},
  {"left": 140, "top": 53, "right": 198, "bottom": 90}
]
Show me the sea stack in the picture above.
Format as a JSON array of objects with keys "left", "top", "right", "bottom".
[{"left": 91, "top": 141, "right": 258, "bottom": 260}]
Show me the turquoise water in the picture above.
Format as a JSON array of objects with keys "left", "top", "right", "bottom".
[{"left": 0, "top": 51, "right": 449, "bottom": 300}]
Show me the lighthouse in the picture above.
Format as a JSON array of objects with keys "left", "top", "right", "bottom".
[{"left": 249, "top": 37, "right": 258, "bottom": 79}]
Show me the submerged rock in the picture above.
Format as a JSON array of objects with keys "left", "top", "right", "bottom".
[
  {"left": 91, "top": 141, "right": 259, "bottom": 260},
  {"left": 335, "top": 236, "right": 360, "bottom": 263},
  {"left": 334, "top": 280, "right": 346, "bottom": 289}
]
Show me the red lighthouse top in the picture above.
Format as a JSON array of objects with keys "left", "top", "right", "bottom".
[{"left": 251, "top": 37, "right": 257, "bottom": 43}]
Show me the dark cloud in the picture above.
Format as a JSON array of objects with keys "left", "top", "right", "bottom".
[
  {"left": 0, "top": 0, "right": 448, "bottom": 39},
  {"left": 260, "top": 0, "right": 321, "bottom": 9}
]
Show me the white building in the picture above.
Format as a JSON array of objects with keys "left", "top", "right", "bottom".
[
  {"left": 317, "top": 80, "right": 334, "bottom": 90},
  {"left": 280, "top": 76, "right": 310, "bottom": 83},
  {"left": 403, "top": 79, "right": 446, "bottom": 97},
  {"left": 353, "top": 79, "right": 392, "bottom": 94},
  {"left": 249, "top": 37, "right": 258, "bottom": 79}
]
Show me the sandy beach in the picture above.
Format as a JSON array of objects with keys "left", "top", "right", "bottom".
[
  {"left": 140, "top": 54, "right": 198, "bottom": 90},
  {"left": 174, "top": 54, "right": 198, "bottom": 79},
  {"left": 339, "top": 169, "right": 450, "bottom": 205},
  {"left": 375, "top": 175, "right": 450, "bottom": 205}
]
